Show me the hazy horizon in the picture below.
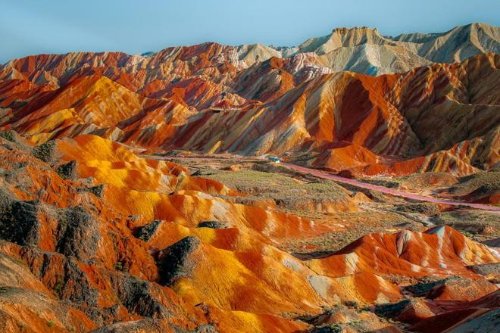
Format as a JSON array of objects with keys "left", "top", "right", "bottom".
[{"left": 1, "top": 0, "right": 499, "bottom": 63}]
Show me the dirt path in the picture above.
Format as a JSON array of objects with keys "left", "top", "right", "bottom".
[{"left": 283, "top": 163, "right": 500, "bottom": 213}]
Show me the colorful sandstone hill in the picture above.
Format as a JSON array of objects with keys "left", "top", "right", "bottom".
[{"left": 0, "top": 23, "right": 499, "bottom": 332}]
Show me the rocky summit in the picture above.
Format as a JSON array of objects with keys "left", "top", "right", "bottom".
[{"left": 0, "top": 24, "right": 499, "bottom": 333}]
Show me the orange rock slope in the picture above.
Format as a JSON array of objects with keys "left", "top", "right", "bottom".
[
  {"left": 0, "top": 23, "right": 499, "bottom": 332},
  {"left": 1, "top": 48, "right": 498, "bottom": 176},
  {"left": 0, "top": 133, "right": 498, "bottom": 332}
]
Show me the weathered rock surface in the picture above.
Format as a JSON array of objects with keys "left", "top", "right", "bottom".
[
  {"left": 0, "top": 23, "right": 498, "bottom": 332},
  {"left": 1, "top": 42, "right": 498, "bottom": 177},
  {"left": 0, "top": 133, "right": 497, "bottom": 332}
]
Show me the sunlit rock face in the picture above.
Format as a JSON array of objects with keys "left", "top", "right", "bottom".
[
  {"left": 1, "top": 24, "right": 499, "bottom": 177},
  {"left": 0, "top": 23, "right": 499, "bottom": 332},
  {"left": 0, "top": 133, "right": 498, "bottom": 332}
]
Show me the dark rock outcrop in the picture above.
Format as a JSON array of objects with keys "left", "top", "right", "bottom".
[
  {"left": 374, "top": 299, "right": 411, "bottom": 318},
  {"left": 56, "top": 206, "right": 100, "bottom": 261},
  {"left": 403, "top": 278, "right": 451, "bottom": 297},
  {"left": 32, "top": 140, "right": 56, "bottom": 163},
  {"left": 56, "top": 160, "right": 77, "bottom": 180},
  {"left": 156, "top": 236, "right": 200, "bottom": 286},
  {"left": 197, "top": 221, "right": 226, "bottom": 229},
  {"left": 134, "top": 220, "right": 162, "bottom": 241},
  {"left": 0, "top": 130, "right": 16, "bottom": 142},
  {"left": 113, "top": 274, "right": 172, "bottom": 318},
  {"left": 0, "top": 190, "right": 40, "bottom": 246}
]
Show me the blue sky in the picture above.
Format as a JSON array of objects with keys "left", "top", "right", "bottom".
[{"left": 1, "top": 0, "right": 499, "bottom": 63}]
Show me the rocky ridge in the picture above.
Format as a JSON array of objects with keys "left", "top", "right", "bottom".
[{"left": 0, "top": 132, "right": 498, "bottom": 332}]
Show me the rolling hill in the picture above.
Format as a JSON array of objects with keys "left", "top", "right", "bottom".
[{"left": 0, "top": 23, "right": 499, "bottom": 333}]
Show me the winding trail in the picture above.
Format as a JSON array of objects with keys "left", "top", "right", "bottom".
[{"left": 283, "top": 163, "right": 500, "bottom": 213}]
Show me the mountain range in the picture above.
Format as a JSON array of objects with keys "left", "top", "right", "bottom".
[
  {"left": 1, "top": 23, "right": 499, "bottom": 177},
  {"left": 0, "top": 23, "right": 499, "bottom": 333}
]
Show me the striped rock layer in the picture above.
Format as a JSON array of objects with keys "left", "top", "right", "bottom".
[
  {"left": 1, "top": 49, "right": 499, "bottom": 176},
  {"left": 0, "top": 134, "right": 498, "bottom": 332}
]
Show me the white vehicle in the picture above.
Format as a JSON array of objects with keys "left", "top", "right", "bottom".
[{"left": 267, "top": 156, "right": 281, "bottom": 163}]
